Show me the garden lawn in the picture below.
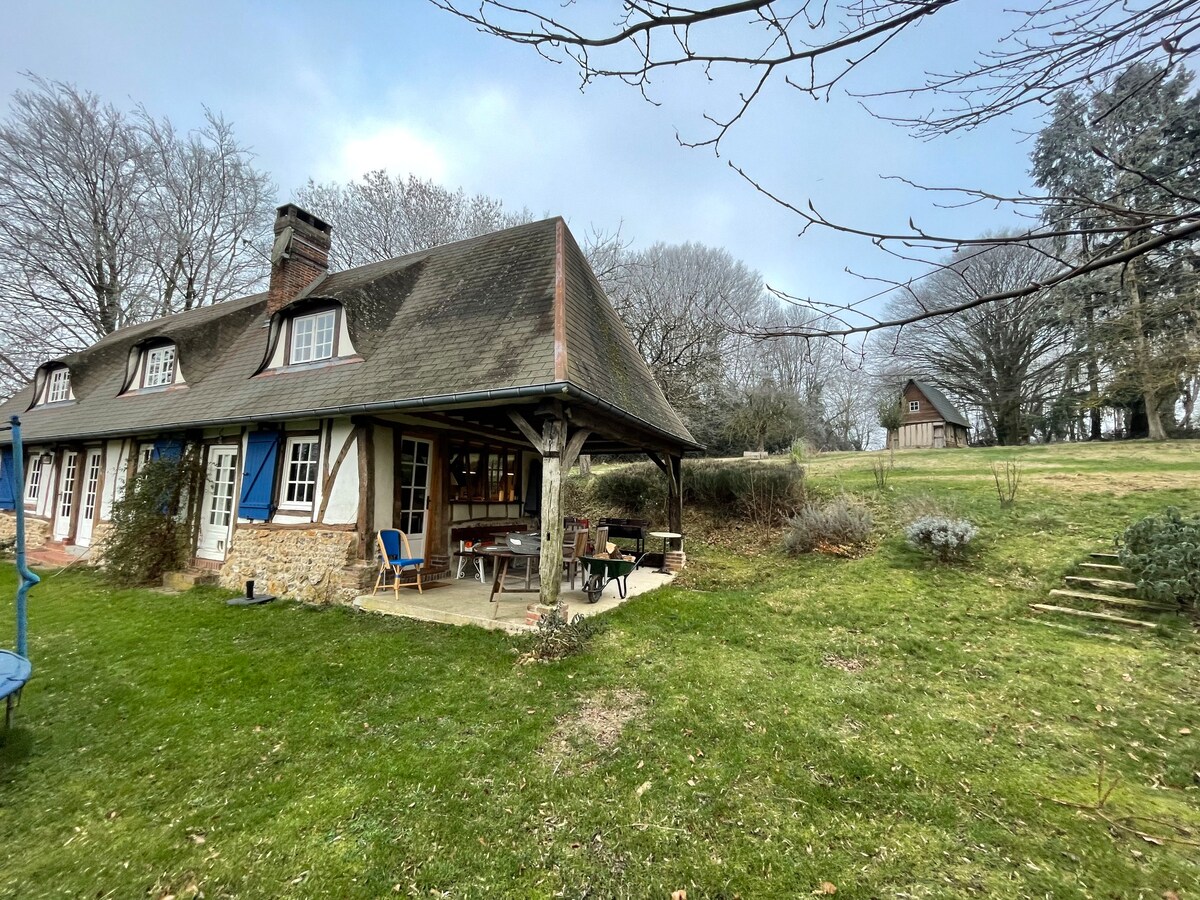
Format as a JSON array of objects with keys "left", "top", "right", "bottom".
[{"left": 2, "top": 441, "right": 1199, "bottom": 899}]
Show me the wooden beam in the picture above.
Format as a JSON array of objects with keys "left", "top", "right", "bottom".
[
  {"left": 420, "top": 411, "right": 528, "bottom": 447},
  {"left": 667, "top": 454, "right": 683, "bottom": 546},
  {"left": 507, "top": 411, "right": 545, "bottom": 452},
  {"left": 355, "top": 424, "right": 375, "bottom": 559},
  {"left": 646, "top": 451, "right": 669, "bottom": 477},
  {"left": 537, "top": 414, "right": 567, "bottom": 607},
  {"left": 562, "top": 428, "right": 592, "bottom": 472}
]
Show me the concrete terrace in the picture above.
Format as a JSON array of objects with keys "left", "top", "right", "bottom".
[{"left": 354, "top": 565, "right": 675, "bottom": 633}]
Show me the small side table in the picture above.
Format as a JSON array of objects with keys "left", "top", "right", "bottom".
[{"left": 648, "top": 531, "right": 683, "bottom": 574}]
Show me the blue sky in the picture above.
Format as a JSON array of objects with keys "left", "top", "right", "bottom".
[{"left": 3, "top": 1, "right": 1042, "bottom": 316}]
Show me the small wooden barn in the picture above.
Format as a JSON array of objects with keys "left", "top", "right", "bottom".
[{"left": 889, "top": 379, "right": 970, "bottom": 449}]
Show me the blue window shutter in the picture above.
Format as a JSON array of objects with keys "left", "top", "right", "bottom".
[
  {"left": 0, "top": 447, "right": 15, "bottom": 511},
  {"left": 151, "top": 439, "right": 183, "bottom": 461},
  {"left": 239, "top": 431, "right": 281, "bottom": 521}
]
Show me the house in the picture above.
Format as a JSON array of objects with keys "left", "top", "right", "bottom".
[
  {"left": 0, "top": 205, "right": 698, "bottom": 604},
  {"left": 888, "top": 379, "right": 970, "bottom": 449}
]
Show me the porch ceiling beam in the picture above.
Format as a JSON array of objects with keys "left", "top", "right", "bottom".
[
  {"left": 646, "top": 450, "right": 670, "bottom": 477},
  {"left": 419, "top": 412, "right": 528, "bottom": 448},
  {"left": 562, "top": 404, "right": 677, "bottom": 455}
]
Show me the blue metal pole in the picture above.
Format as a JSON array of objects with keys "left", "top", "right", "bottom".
[{"left": 10, "top": 416, "right": 39, "bottom": 660}]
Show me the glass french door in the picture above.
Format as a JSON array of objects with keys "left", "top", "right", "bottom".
[
  {"left": 75, "top": 449, "right": 103, "bottom": 547},
  {"left": 397, "top": 438, "right": 432, "bottom": 558},
  {"left": 197, "top": 445, "right": 239, "bottom": 560},
  {"left": 53, "top": 451, "right": 78, "bottom": 541}
]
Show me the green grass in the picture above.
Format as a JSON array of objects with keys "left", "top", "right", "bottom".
[{"left": 2, "top": 441, "right": 1199, "bottom": 898}]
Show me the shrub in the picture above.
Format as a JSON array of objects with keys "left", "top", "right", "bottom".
[
  {"left": 905, "top": 516, "right": 978, "bottom": 563},
  {"left": 521, "top": 607, "right": 606, "bottom": 662},
  {"left": 590, "top": 462, "right": 666, "bottom": 516},
  {"left": 783, "top": 496, "right": 873, "bottom": 555},
  {"left": 589, "top": 459, "right": 805, "bottom": 525},
  {"left": 1118, "top": 507, "right": 1200, "bottom": 613},
  {"left": 991, "top": 459, "right": 1021, "bottom": 508},
  {"left": 105, "top": 456, "right": 201, "bottom": 585}
]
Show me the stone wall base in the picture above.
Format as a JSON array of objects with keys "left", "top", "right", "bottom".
[
  {"left": 219, "top": 527, "right": 364, "bottom": 605},
  {"left": 0, "top": 511, "right": 51, "bottom": 551}
]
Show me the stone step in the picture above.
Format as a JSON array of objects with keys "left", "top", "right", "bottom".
[
  {"left": 1079, "top": 562, "right": 1129, "bottom": 574},
  {"left": 1030, "top": 604, "right": 1159, "bottom": 628},
  {"left": 1048, "top": 589, "right": 1175, "bottom": 612},
  {"left": 163, "top": 570, "right": 220, "bottom": 591},
  {"left": 1064, "top": 575, "right": 1137, "bottom": 592}
]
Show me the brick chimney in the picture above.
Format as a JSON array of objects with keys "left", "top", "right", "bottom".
[{"left": 267, "top": 204, "right": 332, "bottom": 316}]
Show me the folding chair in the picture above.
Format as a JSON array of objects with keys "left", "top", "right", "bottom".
[{"left": 372, "top": 529, "right": 425, "bottom": 595}]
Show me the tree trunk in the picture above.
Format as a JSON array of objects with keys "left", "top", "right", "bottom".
[
  {"left": 1085, "top": 304, "right": 1102, "bottom": 440},
  {"left": 1124, "top": 261, "right": 1167, "bottom": 441},
  {"left": 578, "top": 454, "right": 592, "bottom": 476},
  {"left": 537, "top": 415, "right": 567, "bottom": 607}
]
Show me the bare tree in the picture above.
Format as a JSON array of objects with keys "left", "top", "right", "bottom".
[
  {"left": 432, "top": 1, "right": 1200, "bottom": 338},
  {"left": 0, "top": 76, "right": 274, "bottom": 395},
  {"left": 601, "top": 240, "right": 765, "bottom": 417},
  {"left": 137, "top": 110, "right": 275, "bottom": 317},
  {"left": 293, "top": 170, "right": 531, "bottom": 270}
]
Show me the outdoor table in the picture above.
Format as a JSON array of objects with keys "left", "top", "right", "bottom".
[
  {"left": 648, "top": 530, "right": 683, "bottom": 574},
  {"left": 479, "top": 547, "right": 540, "bottom": 611}
]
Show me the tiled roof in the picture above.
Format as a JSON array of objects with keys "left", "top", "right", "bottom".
[{"left": 0, "top": 218, "right": 697, "bottom": 449}]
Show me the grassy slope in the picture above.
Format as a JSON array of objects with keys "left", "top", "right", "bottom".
[{"left": 1, "top": 441, "right": 1198, "bottom": 899}]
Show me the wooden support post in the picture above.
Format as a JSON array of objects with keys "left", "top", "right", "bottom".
[
  {"left": 538, "top": 414, "right": 567, "bottom": 607},
  {"left": 355, "top": 423, "right": 375, "bottom": 560},
  {"left": 668, "top": 454, "right": 682, "bottom": 549}
]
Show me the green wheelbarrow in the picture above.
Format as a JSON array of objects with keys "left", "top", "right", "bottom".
[{"left": 579, "top": 554, "right": 646, "bottom": 604}]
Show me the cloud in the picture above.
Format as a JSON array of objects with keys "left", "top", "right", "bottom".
[{"left": 321, "top": 120, "right": 450, "bottom": 184}]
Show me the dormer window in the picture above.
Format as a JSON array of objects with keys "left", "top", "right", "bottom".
[
  {"left": 45, "top": 367, "right": 72, "bottom": 404},
  {"left": 289, "top": 309, "right": 337, "bottom": 364},
  {"left": 143, "top": 344, "right": 177, "bottom": 387}
]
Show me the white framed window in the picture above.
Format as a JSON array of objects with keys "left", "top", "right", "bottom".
[
  {"left": 909, "top": 400, "right": 920, "bottom": 412},
  {"left": 46, "top": 368, "right": 71, "bottom": 403},
  {"left": 280, "top": 437, "right": 320, "bottom": 509},
  {"left": 137, "top": 443, "right": 154, "bottom": 471},
  {"left": 25, "top": 455, "right": 44, "bottom": 504},
  {"left": 142, "top": 345, "right": 176, "bottom": 387},
  {"left": 289, "top": 310, "right": 336, "bottom": 364}
]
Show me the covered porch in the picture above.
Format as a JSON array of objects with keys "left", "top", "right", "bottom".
[{"left": 352, "top": 563, "right": 675, "bottom": 633}]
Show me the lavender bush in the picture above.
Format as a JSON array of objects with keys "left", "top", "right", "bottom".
[{"left": 905, "top": 516, "right": 978, "bottom": 563}]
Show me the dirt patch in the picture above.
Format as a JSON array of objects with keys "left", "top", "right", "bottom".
[
  {"left": 544, "top": 689, "right": 645, "bottom": 766},
  {"left": 822, "top": 654, "right": 867, "bottom": 673}
]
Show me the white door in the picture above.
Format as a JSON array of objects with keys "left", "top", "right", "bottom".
[
  {"left": 53, "top": 451, "right": 78, "bottom": 541},
  {"left": 197, "top": 444, "right": 239, "bottom": 561},
  {"left": 398, "top": 438, "right": 432, "bottom": 559},
  {"left": 75, "top": 449, "right": 103, "bottom": 547}
]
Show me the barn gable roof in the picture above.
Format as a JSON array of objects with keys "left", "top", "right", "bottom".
[
  {"left": 907, "top": 379, "right": 970, "bottom": 428},
  {"left": 0, "top": 217, "right": 697, "bottom": 450}
]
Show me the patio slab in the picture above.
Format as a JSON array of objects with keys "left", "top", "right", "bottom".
[{"left": 353, "top": 565, "right": 675, "bottom": 633}]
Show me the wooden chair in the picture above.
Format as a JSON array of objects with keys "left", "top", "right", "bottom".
[
  {"left": 562, "top": 528, "right": 589, "bottom": 589},
  {"left": 372, "top": 529, "right": 425, "bottom": 596}
]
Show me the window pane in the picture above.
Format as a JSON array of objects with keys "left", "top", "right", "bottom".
[{"left": 144, "top": 346, "right": 175, "bottom": 387}]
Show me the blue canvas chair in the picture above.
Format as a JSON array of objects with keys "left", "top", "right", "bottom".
[{"left": 373, "top": 529, "right": 425, "bottom": 595}]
